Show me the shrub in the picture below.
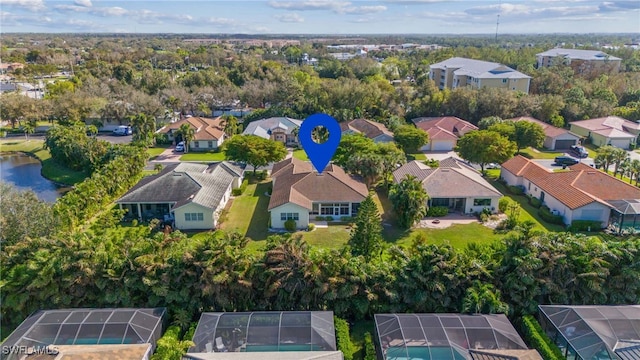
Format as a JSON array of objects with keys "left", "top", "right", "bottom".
[
  {"left": 256, "top": 170, "right": 267, "bottom": 180},
  {"left": 151, "top": 325, "right": 194, "bottom": 360},
  {"left": 568, "top": 220, "right": 602, "bottom": 232},
  {"left": 423, "top": 158, "right": 439, "bottom": 168},
  {"left": 520, "top": 315, "right": 564, "bottom": 360},
  {"left": 307, "top": 223, "right": 315, "bottom": 231},
  {"left": 538, "top": 206, "right": 565, "bottom": 225},
  {"left": 154, "top": 132, "right": 171, "bottom": 145},
  {"left": 498, "top": 197, "right": 511, "bottom": 213},
  {"left": 507, "top": 185, "right": 524, "bottom": 195},
  {"left": 340, "top": 216, "right": 353, "bottom": 222},
  {"left": 315, "top": 216, "right": 325, "bottom": 221},
  {"left": 334, "top": 317, "right": 354, "bottom": 360},
  {"left": 232, "top": 188, "right": 243, "bottom": 196},
  {"left": 529, "top": 196, "right": 542, "bottom": 208},
  {"left": 479, "top": 213, "right": 489, "bottom": 223},
  {"left": 232, "top": 179, "right": 249, "bottom": 196},
  {"left": 284, "top": 219, "right": 297, "bottom": 231},
  {"left": 364, "top": 332, "right": 376, "bottom": 360},
  {"left": 426, "top": 206, "right": 448, "bottom": 217},
  {"left": 325, "top": 216, "right": 334, "bottom": 221}
]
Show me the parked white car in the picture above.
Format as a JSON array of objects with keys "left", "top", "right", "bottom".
[{"left": 175, "top": 141, "right": 185, "bottom": 152}]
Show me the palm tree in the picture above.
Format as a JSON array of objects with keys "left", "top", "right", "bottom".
[
  {"left": 222, "top": 115, "right": 238, "bottom": 138},
  {"left": 630, "top": 159, "right": 640, "bottom": 185},
  {"left": 176, "top": 123, "right": 195, "bottom": 153},
  {"left": 611, "top": 147, "right": 629, "bottom": 178},
  {"left": 22, "top": 120, "right": 36, "bottom": 141}
]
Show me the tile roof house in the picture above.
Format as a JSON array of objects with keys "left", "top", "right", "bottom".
[
  {"left": 509, "top": 116, "right": 581, "bottom": 150},
  {"left": 412, "top": 116, "right": 478, "bottom": 151},
  {"left": 242, "top": 117, "right": 302, "bottom": 147},
  {"left": 157, "top": 116, "right": 226, "bottom": 151},
  {"left": 393, "top": 157, "right": 502, "bottom": 214},
  {"left": 429, "top": 57, "right": 531, "bottom": 93},
  {"left": 117, "top": 162, "right": 244, "bottom": 230},
  {"left": 340, "top": 118, "right": 394, "bottom": 143},
  {"left": 268, "top": 158, "right": 368, "bottom": 229},
  {"left": 501, "top": 155, "right": 640, "bottom": 227},
  {"left": 569, "top": 116, "right": 640, "bottom": 149},
  {"left": 536, "top": 48, "right": 622, "bottom": 74}
]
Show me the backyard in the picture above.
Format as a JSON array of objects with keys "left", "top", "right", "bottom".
[{"left": 219, "top": 179, "right": 271, "bottom": 242}]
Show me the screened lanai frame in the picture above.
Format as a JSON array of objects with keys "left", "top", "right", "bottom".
[
  {"left": 538, "top": 305, "right": 640, "bottom": 360},
  {"left": 189, "top": 311, "right": 337, "bottom": 354},
  {"left": 0, "top": 308, "right": 166, "bottom": 360},
  {"left": 374, "top": 314, "right": 528, "bottom": 360}
]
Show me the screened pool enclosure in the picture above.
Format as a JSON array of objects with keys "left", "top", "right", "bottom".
[{"left": 189, "top": 311, "right": 337, "bottom": 354}]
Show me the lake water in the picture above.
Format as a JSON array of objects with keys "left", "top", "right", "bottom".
[{"left": 0, "top": 153, "right": 70, "bottom": 202}]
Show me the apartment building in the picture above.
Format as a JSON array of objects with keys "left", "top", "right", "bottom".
[
  {"left": 429, "top": 57, "right": 531, "bottom": 93},
  {"left": 536, "top": 48, "right": 622, "bottom": 74}
]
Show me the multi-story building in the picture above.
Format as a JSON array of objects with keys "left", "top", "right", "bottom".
[
  {"left": 429, "top": 57, "right": 531, "bottom": 93},
  {"left": 536, "top": 48, "right": 622, "bottom": 74}
]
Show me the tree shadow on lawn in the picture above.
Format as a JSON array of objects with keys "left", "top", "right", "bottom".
[{"left": 244, "top": 181, "right": 271, "bottom": 241}]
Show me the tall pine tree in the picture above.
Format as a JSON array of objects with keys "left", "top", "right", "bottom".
[{"left": 348, "top": 193, "right": 383, "bottom": 261}]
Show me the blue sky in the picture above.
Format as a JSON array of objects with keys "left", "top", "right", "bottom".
[{"left": 1, "top": 0, "right": 639, "bottom": 34}]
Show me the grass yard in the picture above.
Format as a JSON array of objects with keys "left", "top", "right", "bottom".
[
  {"left": 296, "top": 225, "right": 352, "bottom": 249},
  {"left": 220, "top": 180, "right": 271, "bottom": 241},
  {"left": 407, "top": 153, "right": 426, "bottom": 161},
  {"left": 0, "top": 139, "right": 87, "bottom": 185},
  {"left": 518, "top": 147, "right": 563, "bottom": 160},
  {"left": 146, "top": 146, "right": 169, "bottom": 159},
  {"left": 292, "top": 149, "right": 309, "bottom": 161},
  {"left": 180, "top": 150, "right": 226, "bottom": 161}
]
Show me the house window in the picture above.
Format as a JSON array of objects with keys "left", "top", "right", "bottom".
[
  {"left": 502, "top": 79, "right": 507, "bottom": 83},
  {"left": 311, "top": 203, "right": 319, "bottom": 215},
  {"left": 185, "top": 213, "right": 204, "bottom": 221},
  {"left": 540, "top": 192, "right": 545, "bottom": 202},
  {"left": 194, "top": 141, "right": 199, "bottom": 148},
  {"left": 208, "top": 141, "right": 213, "bottom": 148},
  {"left": 145, "top": 204, "right": 152, "bottom": 210},
  {"left": 351, "top": 203, "right": 360, "bottom": 216},
  {"left": 473, "top": 199, "right": 492, "bottom": 206},
  {"left": 280, "top": 212, "right": 299, "bottom": 221},
  {"left": 340, "top": 203, "right": 350, "bottom": 215}
]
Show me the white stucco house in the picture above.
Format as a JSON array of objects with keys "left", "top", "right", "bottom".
[
  {"left": 500, "top": 155, "right": 640, "bottom": 227},
  {"left": 393, "top": 157, "right": 502, "bottom": 214},
  {"left": 117, "top": 162, "right": 244, "bottom": 230},
  {"left": 412, "top": 117, "right": 478, "bottom": 152},
  {"left": 156, "top": 116, "right": 226, "bottom": 151},
  {"left": 509, "top": 116, "right": 581, "bottom": 150},
  {"left": 569, "top": 116, "right": 640, "bottom": 149},
  {"left": 268, "top": 158, "right": 368, "bottom": 229}
]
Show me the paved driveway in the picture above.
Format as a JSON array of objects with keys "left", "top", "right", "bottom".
[{"left": 150, "top": 147, "right": 183, "bottom": 162}]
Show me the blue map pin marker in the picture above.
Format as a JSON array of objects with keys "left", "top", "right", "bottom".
[{"left": 299, "top": 113, "right": 342, "bottom": 173}]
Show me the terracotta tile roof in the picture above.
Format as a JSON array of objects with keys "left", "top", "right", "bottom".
[
  {"left": 158, "top": 116, "right": 225, "bottom": 141},
  {"left": 425, "top": 127, "right": 458, "bottom": 141},
  {"left": 393, "top": 157, "right": 501, "bottom": 198},
  {"left": 509, "top": 116, "right": 578, "bottom": 139},
  {"left": 412, "top": 116, "right": 478, "bottom": 138},
  {"left": 340, "top": 118, "right": 393, "bottom": 140},
  {"left": 501, "top": 155, "right": 640, "bottom": 209},
  {"left": 268, "top": 158, "right": 368, "bottom": 210}
]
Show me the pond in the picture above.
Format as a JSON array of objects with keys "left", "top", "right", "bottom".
[{"left": 0, "top": 153, "right": 70, "bottom": 202}]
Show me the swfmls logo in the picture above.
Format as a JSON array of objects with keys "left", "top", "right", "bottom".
[{"left": 1, "top": 345, "right": 59, "bottom": 355}]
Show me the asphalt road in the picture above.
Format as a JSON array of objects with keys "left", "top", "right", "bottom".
[{"left": 5, "top": 132, "right": 132, "bottom": 144}]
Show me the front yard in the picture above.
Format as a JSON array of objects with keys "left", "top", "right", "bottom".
[
  {"left": 180, "top": 150, "right": 226, "bottom": 161},
  {"left": 518, "top": 147, "right": 563, "bottom": 160},
  {"left": 292, "top": 149, "right": 309, "bottom": 161}
]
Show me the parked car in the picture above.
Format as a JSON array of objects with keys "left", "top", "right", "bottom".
[
  {"left": 555, "top": 155, "right": 579, "bottom": 166},
  {"left": 174, "top": 141, "right": 185, "bottom": 152},
  {"left": 486, "top": 163, "right": 501, "bottom": 169},
  {"left": 570, "top": 145, "right": 588, "bottom": 158},
  {"left": 112, "top": 126, "right": 132, "bottom": 136}
]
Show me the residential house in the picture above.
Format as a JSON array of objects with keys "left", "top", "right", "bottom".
[
  {"left": 501, "top": 155, "right": 640, "bottom": 227},
  {"left": 412, "top": 116, "right": 478, "bottom": 151},
  {"left": 340, "top": 118, "right": 394, "bottom": 143},
  {"left": 393, "top": 157, "right": 502, "bottom": 214},
  {"left": 508, "top": 116, "right": 581, "bottom": 150},
  {"left": 429, "top": 57, "right": 531, "bottom": 93},
  {"left": 0, "top": 308, "right": 166, "bottom": 360},
  {"left": 242, "top": 117, "right": 302, "bottom": 147},
  {"left": 268, "top": 158, "right": 368, "bottom": 229},
  {"left": 0, "top": 62, "right": 25, "bottom": 74},
  {"left": 186, "top": 311, "right": 342, "bottom": 359},
  {"left": 538, "top": 305, "right": 640, "bottom": 360},
  {"left": 117, "top": 162, "right": 244, "bottom": 230},
  {"left": 536, "top": 48, "right": 622, "bottom": 74},
  {"left": 569, "top": 116, "right": 640, "bottom": 149},
  {"left": 375, "top": 313, "right": 541, "bottom": 360},
  {"left": 157, "top": 116, "right": 225, "bottom": 151}
]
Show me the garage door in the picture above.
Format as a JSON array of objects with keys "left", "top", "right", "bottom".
[
  {"left": 432, "top": 141, "right": 453, "bottom": 151},
  {"left": 554, "top": 139, "right": 576, "bottom": 150},
  {"left": 610, "top": 139, "right": 631, "bottom": 149}
]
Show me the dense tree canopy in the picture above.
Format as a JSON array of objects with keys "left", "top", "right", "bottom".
[
  {"left": 223, "top": 135, "right": 287, "bottom": 173},
  {"left": 455, "top": 130, "right": 517, "bottom": 172}
]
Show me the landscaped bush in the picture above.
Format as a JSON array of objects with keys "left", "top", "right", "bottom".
[
  {"left": 498, "top": 197, "right": 511, "bottom": 213},
  {"left": 340, "top": 216, "right": 353, "bottom": 222},
  {"left": 568, "top": 220, "right": 602, "bottom": 232},
  {"left": 334, "top": 316, "right": 354, "bottom": 360},
  {"left": 325, "top": 216, "right": 334, "bottom": 221},
  {"left": 151, "top": 325, "right": 194, "bottom": 360},
  {"left": 519, "top": 315, "right": 564, "bottom": 360},
  {"left": 154, "top": 132, "right": 171, "bottom": 145},
  {"left": 528, "top": 195, "right": 542, "bottom": 208},
  {"left": 284, "top": 219, "right": 297, "bottom": 231},
  {"left": 423, "top": 158, "right": 439, "bottom": 168},
  {"left": 507, "top": 185, "right": 524, "bottom": 195},
  {"left": 256, "top": 170, "right": 267, "bottom": 180},
  {"left": 364, "top": 332, "right": 376, "bottom": 360},
  {"left": 315, "top": 216, "right": 325, "bottom": 221},
  {"left": 538, "top": 206, "right": 565, "bottom": 225},
  {"left": 427, "top": 206, "right": 449, "bottom": 217},
  {"left": 307, "top": 223, "right": 315, "bottom": 231}
]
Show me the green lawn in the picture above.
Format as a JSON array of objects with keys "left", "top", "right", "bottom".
[
  {"left": 518, "top": 147, "right": 563, "bottom": 160},
  {"left": 180, "top": 151, "right": 226, "bottom": 161},
  {"left": 407, "top": 153, "right": 426, "bottom": 161},
  {"left": 296, "top": 225, "right": 352, "bottom": 249},
  {"left": 0, "top": 139, "right": 87, "bottom": 185},
  {"left": 220, "top": 180, "right": 271, "bottom": 241},
  {"left": 292, "top": 149, "right": 309, "bottom": 161},
  {"left": 147, "top": 146, "right": 169, "bottom": 159}
]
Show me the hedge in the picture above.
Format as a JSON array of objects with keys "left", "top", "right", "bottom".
[
  {"left": 364, "top": 332, "right": 376, "bottom": 360},
  {"left": 520, "top": 315, "right": 564, "bottom": 360},
  {"left": 568, "top": 220, "right": 602, "bottom": 232},
  {"left": 538, "top": 206, "right": 565, "bottom": 225},
  {"left": 507, "top": 185, "right": 524, "bottom": 195},
  {"left": 284, "top": 219, "right": 297, "bottom": 232},
  {"left": 334, "top": 316, "right": 354, "bottom": 360},
  {"left": 528, "top": 195, "right": 542, "bottom": 208},
  {"left": 151, "top": 325, "right": 194, "bottom": 360},
  {"left": 427, "top": 206, "right": 449, "bottom": 217},
  {"left": 232, "top": 178, "right": 249, "bottom": 196}
]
